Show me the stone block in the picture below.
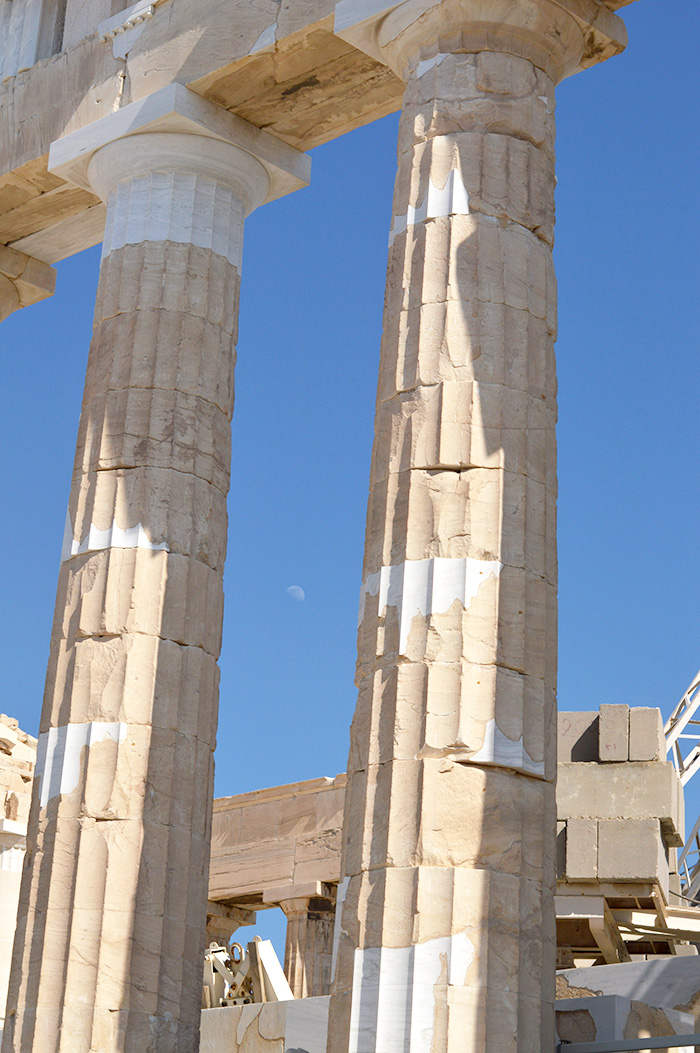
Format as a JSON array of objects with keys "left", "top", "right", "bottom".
[
  {"left": 557, "top": 761, "right": 684, "bottom": 848},
  {"left": 565, "top": 819, "right": 597, "bottom": 880},
  {"left": 629, "top": 707, "right": 665, "bottom": 762},
  {"left": 0, "top": 725, "right": 17, "bottom": 754},
  {"left": 558, "top": 711, "right": 598, "bottom": 762},
  {"left": 556, "top": 995, "right": 694, "bottom": 1045},
  {"left": 200, "top": 996, "right": 330, "bottom": 1053},
  {"left": 599, "top": 704, "right": 629, "bottom": 762},
  {"left": 597, "top": 819, "right": 666, "bottom": 890}
]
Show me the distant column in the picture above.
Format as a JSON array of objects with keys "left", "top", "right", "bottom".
[
  {"left": 280, "top": 892, "right": 336, "bottom": 998},
  {"left": 328, "top": 1, "right": 629, "bottom": 1051},
  {"left": 3, "top": 88, "right": 308, "bottom": 1053}
]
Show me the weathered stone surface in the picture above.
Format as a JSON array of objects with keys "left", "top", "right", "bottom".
[
  {"left": 629, "top": 707, "right": 665, "bottom": 762},
  {"left": 2, "top": 131, "right": 263, "bottom": 1052},
  {"left": 597, "top": 819, "right": 667, "bottom": 893},
  {"left": 557, "top": 761, "right": 684, "bottom": 849},
  {"left": 556, "top": 994, "right": 694, "bottom": 1046},
  {"left": 330, "top": 32, "right": 564, "bottom": 1053},
  {"left": 0, "top": 243, "right": 54, "bottom": 321},
  {"left": 200, "top": 997, "right": 330, "bottom": 1053},
  {"left": 599, "top": 703, "right": 630, "bottom": 762},
  {"left": 209, "top": 775, "right": 345, "bottom": 903},
  {"left": 565, "top": 819, "right": 598, "bottom": 881},
  {"left": 558, "top": 711, "right": 599, "bottom": 763}
]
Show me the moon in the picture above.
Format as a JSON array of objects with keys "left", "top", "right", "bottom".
[{"left": 285, "top": 585, "right": 305, "bottom": 602}]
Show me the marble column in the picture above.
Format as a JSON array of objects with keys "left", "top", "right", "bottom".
[
  {"left": 2, "top": 88, "right": 308, "bottom": 1053},
  {"left": 329, "top": 2, "right": 629, "bottom": 1051},
  {"left": 280, "top": 894, "right": 336, "bottom": 998},
  {"left": 0, "top": 244, "right": 55, "bottom": 324}
]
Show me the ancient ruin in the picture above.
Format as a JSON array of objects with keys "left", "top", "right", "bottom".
[{"left": 1, "top": 0, "right": 698, "bottom": 1051}]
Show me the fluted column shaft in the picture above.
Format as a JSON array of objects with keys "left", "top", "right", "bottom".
[
  {"left": 327, "top": 3, "right": 593, "bottom": 1047},
  {"left": 2, "top": 132, "right": 268, "bottom": 1053},
  {"left": 281, "top": 896, "right": 336, "bottom": 998}
]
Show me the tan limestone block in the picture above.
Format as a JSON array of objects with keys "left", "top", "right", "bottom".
[
  {"left": 292, "top": 829, "right": 343, "bottom": 885},
  {"left": 565, "top": 818, "right": 598, "bottom": 880},
  {"left": 138, "top": 732, "right": 215, "bottom": 835},
  {"left": 599, "top": 703, "right": 629, "bottom": 762},
  {"left": 431, "top": 663, "right": 552, "bottom": 777},
  {"left": 258, "top": 1001, "right": 286, "bottom": 1041},
  {"left": 84, "top": 307, "right": 236, "bottom": 418},
  {"left": 399, "top": 51, "right": 555, "bottom": 154},
  {"left": 51, "top": 549, "right": 224, "bottom": 656},
  {"left": 0, "top": 244, "right": 55, "bottom": 313},
  {"left": 43, "top": 635, "right": 219, "bottom": 745},
  {"left": 73, "top": 387, "right": 231, "bottom": 492},
  {"left": 362, "top": 468, "right": 554, "bottom": 575},
  {"left": 341, "top": 759, "right": 422, "bottom": 876},
  {"left": 0, "top": 273, "right": 20, "bottom": 323},
  {"left": 378, "top": 300, "right": 555, "bottom": 407},
  {"left": 94, "top": 242, "right": 241, "bottom": 337},
  {"left": 331, "top": 863, "right": 550, "bottom": 1050},
  {"left": 371, "top": 378, "right": 555, "bottom": 479},
  {"left": 357, "top": 571, "right": 502, "bottom": 670},
  {"left": 239, "top": 800, "right": 282, "bottom": 842},
  {"left": 208, "top": 838, "right": 296, "bottom": 900},
  {"left": 66, "top": 466, "right": 229, "bottom": 571},
  {"left": 277, "top": 792, "right": 324, "bottom": 840},
  {"left": 557, "top": 761, "right": 684, "bottom": 848},
  {"left": 628, "top": 707, "right": 665, "bottom": 762},
  {"left": 35, "top": 726, "right": 149, "bottom": 822},
  {"left": 347, "top": 662, "right": 427, "bottom": 769},
  {"left": 558, "top": 711, "right": 599, "bottom": 763},
  {"left": 597, "top": 818, "right": 666, "bottom": 887},
  {"left": 351, "top": 661, "right": 553, "bottom": 777},
  {"left": 418, "top": 761, "right": 551, "bottom": 880}
]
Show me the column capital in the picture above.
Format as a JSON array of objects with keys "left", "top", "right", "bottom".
[
  {"left": 47, "top": 82, "right": 310, "bottom": 207},
  {"left": 263, "top": 881, "right": 337, "bottom": 911},
  {"left": 335, "top": 0, "right": 629, "bottom": 82},
  {"left": 0, "top": 244, "right": 56, "bottom": 324}
]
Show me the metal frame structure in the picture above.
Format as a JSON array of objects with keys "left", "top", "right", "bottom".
[{"left": 665, "top": 669, "right": 700, "bottom": 900}]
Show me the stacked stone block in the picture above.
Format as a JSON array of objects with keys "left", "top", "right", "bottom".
[{"left": 557, "top": 706, "right": 683, "bottom": 903}]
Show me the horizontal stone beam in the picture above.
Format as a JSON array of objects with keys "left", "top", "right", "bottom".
[{"left": 0, "top": 244, "right": 55, "bottom": 323}]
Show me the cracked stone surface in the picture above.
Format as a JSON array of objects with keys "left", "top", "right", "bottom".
[
  {"left": 3, "top": 215, "right": 242, "bottom": 1053},
  {"left": 328, "top": 41, "right": 560, "bottom": 1053}
]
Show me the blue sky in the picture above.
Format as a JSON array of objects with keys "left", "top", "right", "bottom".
[{"left": 0, "top": 1, "right": 698, "bottom": 948}]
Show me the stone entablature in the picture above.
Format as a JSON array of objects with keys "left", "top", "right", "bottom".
[{"left": 210, "top": 775, "right": 345, "bottom": 906}]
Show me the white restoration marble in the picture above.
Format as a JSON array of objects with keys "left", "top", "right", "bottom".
[
  {"left": 36, "top": 722, "right": 128, "bottom": 807},
  {"left": 359, "top": 556, "right": 502, "bottom": 653}
]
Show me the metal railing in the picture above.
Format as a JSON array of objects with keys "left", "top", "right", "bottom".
[{"left": 557, "top": 1037, "right": 700, "bottom": 1051}]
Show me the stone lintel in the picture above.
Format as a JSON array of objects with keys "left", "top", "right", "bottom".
[
  {"left": 334, "top": 0, "right": 628, "bottom": 81},
  {"left": 206, "top": 901, "right": 257, "bottom": 926},
  {"left": 0, "top": 243, "right": 56, "bottom": 322},
  {"left": 263, "top": 881, "right": 337, "bottom": 906},
  {"left": 48, "top": 82, "right": 311, "bottom": 205}
]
